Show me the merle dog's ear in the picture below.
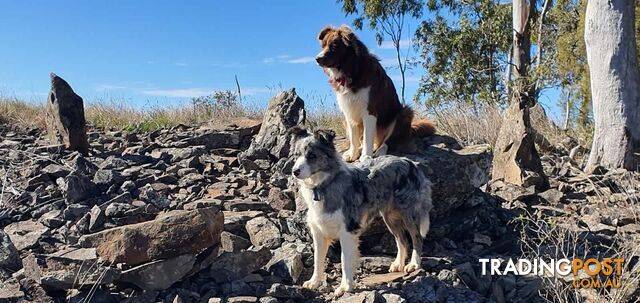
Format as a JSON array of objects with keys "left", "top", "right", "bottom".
[
  {"left": 313, "top": 129, "right": 336, "bottom": 144},
  {"left": 318, "top": 26, "right": 334, "bottom": 40},
  {"left": 288, "top": 126, "right": 309, "bottom": 141}
]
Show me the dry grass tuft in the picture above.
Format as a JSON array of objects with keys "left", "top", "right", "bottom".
[
  {"left": 0, "top": 95, "right": 47, "bottom": 129},
  {"left": 430, "top": 102, "right": 503, "bottom": 146}
]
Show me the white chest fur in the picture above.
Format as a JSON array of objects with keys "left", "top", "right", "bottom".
[
  {"left": 336, "top": 86, "right": 371, "bottom": 124},
  {"left": 325, "top": 68, "right": 372, "bottom": 123},
  {"left": 300, "top": 185, "right": 345, "bottom": 240}
]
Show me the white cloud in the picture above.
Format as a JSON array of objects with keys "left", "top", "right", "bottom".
[
  {"left": 139, "top": 86, "right": 271, "bottom": 98},
  {"left": 380, "top": 57, "right": 399, "bottom": 67},
  {"left": 263, "top": 55, "right": 316, "bottom": 65},
  {"left": 389, "top": 74, "right": 421, "bottom": 83},
  {"left": 285, "top": 56, "right": 315, "bottom": 64},
  {"left": 95, "top": 84, "right": 127, "bottom": 91},
  {"left": 242, "top": 87, "right": 271, "bottom": 96},
  {"left": 378, "top": 38, "right": 413, "bottom": 50},
  {"left": 175, "top": 62, "right": 189, "bottom": 67},
  {"left": 141, "top": 88, "right": 212, "bottom": 98}
]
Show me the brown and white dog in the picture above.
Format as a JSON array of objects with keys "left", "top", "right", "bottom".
[{"left": 315, "top": 25, "right": 435, "bottom": 162}]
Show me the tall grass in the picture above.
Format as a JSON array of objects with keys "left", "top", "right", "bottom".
[
  {"left": 0, "top": 92, "right": 261, "bottom": 132},
  {"left": 430, "top": 102, "right": 503, "bottom": 146},
  {"left": 0, "top": 94, "right": 46, "bottom": 128}
]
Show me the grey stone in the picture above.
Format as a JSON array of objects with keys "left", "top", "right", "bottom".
[
  {"left": 266, "top": 283, "right": 314, "bottom": 300},
  {"left": 4, "top": 220, "right": 49, "bottom": 250},
  {"left": 79, "top": 208, "right": 223, "bottom": 266},
  {"left": 22, "top": 253, "right": 120, "bottom": 290},
  {"left": 105, "top": 202, "right": 139, "bottom": 217},
  {"left": 93, "top": 169, "right": 123, "bottom": 190},
  {"left": 266, "top": 243, "right": 304, "bottom": 283},
  {"left": 245, "top": 216, "right": 282, "bottom": 249},
  {"left": 0, "top": 230, "right": 21, "bottom": 270},
  {"left": 63, "top": 171, "right": 97, "bottom": 204},
  {"left": 139, "top": 184, "right": 170, "bottom": 209},
  {"left": 209, "top": 246, "right": 271, "bottom": 282},
  {"left": 266, "top": 188, "right": 295, "bottom": 211},
  {"left": 45, "top": 73, "right": 89, "bottom": 155},
  {"left": 119, "top": 254, "right": 196, "bottom": 290},
  {"left": 88, "top": 205, "right": 105, "bottom": 232},
  {"left": 220, "top": 231, "right": 251, "bottom": 252},
  {"left": 240, "top": 89, "right": 306, "bottom": 162}
]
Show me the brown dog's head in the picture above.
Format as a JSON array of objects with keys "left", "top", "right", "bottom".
[{"left": 315, "top": 25, "right": 358, "bottom": 68}]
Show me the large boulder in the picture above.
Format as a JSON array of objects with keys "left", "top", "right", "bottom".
[
  {"left": 245, "top": 90, "right": 491, "bottom": 217},
  {"left": 78, "top": 207, "right": 223, "bottom": 265},
  {"left": 240, "top": 89, "right": 305, "bottom": 162},
  {"left": 406, "top": 137, "right": 492, "bottom": 216},
  {"left": 45, "top": 73, "right": 90, "bottom": 155}
]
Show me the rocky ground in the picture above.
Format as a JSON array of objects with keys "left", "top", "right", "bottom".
[{"left": 0, "top": 90, "right": 638, "bottom": 303}]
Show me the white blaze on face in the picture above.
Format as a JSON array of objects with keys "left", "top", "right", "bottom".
[
  {"left": 293, "top": 155, "right": 312, "bottom": 179},
  {"left": 316, "top": 47, "right": 328, "bottom": 62},
  {"left": 292, "top": 137, "right": 314, "bottom": 179}
]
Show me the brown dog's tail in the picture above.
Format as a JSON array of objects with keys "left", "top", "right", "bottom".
[
  {"left": 388, "top": 106, "right": 436, "bottom": 153},
  {"left": 411, "top": 118, "right": 436, "bottom": 137},
  {"left": 397, "top": 106, "right": 436, "bottom": 137}
]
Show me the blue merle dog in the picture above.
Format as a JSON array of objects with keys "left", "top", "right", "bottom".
[{"left": 289, "top": 127, "right": 432, "bottom": 297}]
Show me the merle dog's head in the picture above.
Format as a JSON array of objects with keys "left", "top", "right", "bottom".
[{"left": 289, "top": 126, "right": 340, "bottom": 180}]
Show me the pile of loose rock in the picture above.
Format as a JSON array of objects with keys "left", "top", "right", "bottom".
[{"left": 0, "top": 89, "right": 637, "bottom": 303}]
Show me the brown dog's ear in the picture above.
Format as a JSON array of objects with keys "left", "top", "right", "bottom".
[
  {"left": 318, "top": 26, "right": 334, "bottom": 40},
  {"left": 288, "top": 126, "right": 309, "bottom": 141},
  {"left": 338, "top": 25, "right": 355, "bottom": 44},
  {"left": 313, "top": 129, "right": 336, "bottom": 144},
  {"left": 338, "top": 25, "right": 353, "bottom": 34}
]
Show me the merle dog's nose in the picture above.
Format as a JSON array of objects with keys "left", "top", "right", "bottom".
[
  {"left": 315, "top": 56, "right": 324, "bottom": 64},
  {"left": 293, "top": 168, "right": 301, "bottom": 177}
]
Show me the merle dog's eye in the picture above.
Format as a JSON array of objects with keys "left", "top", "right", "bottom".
[{"left": 307, "top": 153, "right": 316, "bottom": 160}]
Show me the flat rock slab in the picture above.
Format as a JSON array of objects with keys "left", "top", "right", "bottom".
[
  {"left": 23, "top": 253, "right": 120, "bottom": 290},
  {"left": 119, "top": 254, "right": 196, "bottom": 290},
  {"left": 360, "top": 272, "right": 405, "bottom": 287},
  {"left": 4, "top": 220, "right": 49, "bottom": 251},
  {"left": 78, "top": 207, "right": 223, "bottom": 266}
]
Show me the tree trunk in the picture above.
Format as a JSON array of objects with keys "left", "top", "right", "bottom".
[
  {"left": 563, "top": 92, "right": 572, "bottom": 131},
  {"left": 492, "top": 0, "right": 548, "bottom": 189},
  {"left": 585, "top": 0, "right": 640, "bottom": 172}
]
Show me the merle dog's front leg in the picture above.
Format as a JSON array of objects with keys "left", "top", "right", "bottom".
[
  {"left": 334, "top": 231, "right": 359, "bottom": 297},
  {"left": 303, "top": 226, "right": 329, "bottom": 289}
]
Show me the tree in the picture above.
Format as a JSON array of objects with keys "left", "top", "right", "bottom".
[
  {"left": 584, "top": 0, "right": 640, "bottom": 172},
  {"left": 541, "top": 0, "right": 591, "bottom": 129},
  {"left": 413, "top": 0, "right": 512, "bottom": 107},
  {"left": 340, "top": 0, "right": 423, "bottom": 103},
  {"left": 491, "top": 0, "right": 547, "bottom": 189}
]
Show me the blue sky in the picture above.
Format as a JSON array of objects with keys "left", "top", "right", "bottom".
[{"left": 0, "top": 1, "right": 562, "bottom": 118}]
